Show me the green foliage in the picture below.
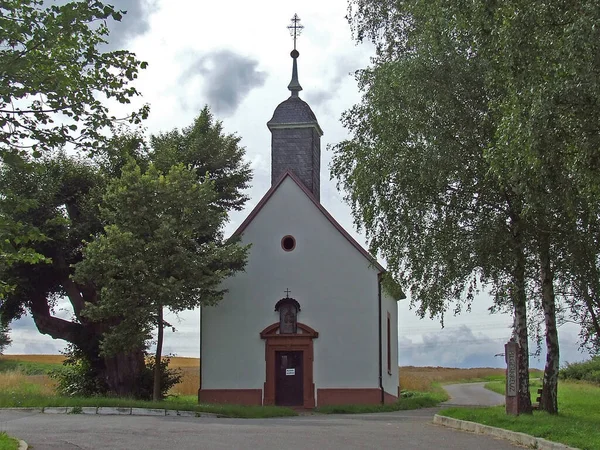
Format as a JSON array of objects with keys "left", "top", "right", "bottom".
[
  {"left": 559, "top": 357, "right": 600, "bottom": 385},
  {"left": 150, "top": 107, "right": 252, "bottom": 213},
  {"left": 0, "top": 153, "right": 105, "bottom": 327},
  {"left": 441, "top": 381, "right": 600, "bottom": 450},
  {"left": 0, "top": 0, "right": 149, "bottom": 158},
  {"left": 333, "top": 0, "right": 520, "bottom": 323},
  {"left": 50, "top": 345, "right": 109, "bottom": 397},
  {"left": 50, "top": 346, "right": 182, "bottom": 400},
  {"left": 75, "top": 159, "right": 249, "bottom": 355},
  {"left": 138, "top": 356, "right": 182, "bottom": 401}
]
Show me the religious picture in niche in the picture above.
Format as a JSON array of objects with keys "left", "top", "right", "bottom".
[{"left": 279, "top": 303, "right": 297, "bottom": 334}]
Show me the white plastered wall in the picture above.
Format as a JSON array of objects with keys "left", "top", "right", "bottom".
[
  {"left": 201, "top": 177, "right": 382, "bottom": 393},
  {"left": 381, "top": 291, "right": 399, "bottom": 397}
]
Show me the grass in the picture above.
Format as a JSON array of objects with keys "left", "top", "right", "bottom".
[
  {"left": 0, "top": 356, "right": 294, "bottom": 418},
  {"left": 4, "top": 355, "right": 542, "bottom": 417},
  {"left": 0, "top": 433, "right": 19, "bottom": 450},
  {"left": 0, "top": 356, "right": 64, "bottom": 375},
  {"left": 0, "top": 390, "right": 296, "bottom": 418},
  {"left": 440, "top": 379, "right": 600, "bottom": 450},
  {"left": 315, "top": 386, "right": 449, "bottom": 414}
]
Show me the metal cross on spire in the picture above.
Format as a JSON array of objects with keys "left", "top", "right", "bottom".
[
  {"left": 287, "top": 13, "right": 304, "bottom": 50},
  {"left": 284, "top": 288, "right": 291, "bottom": 298}
]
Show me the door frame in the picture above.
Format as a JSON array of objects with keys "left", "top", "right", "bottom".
[{"left": 260, "top": 322, "right": 318, "bottom": 408}]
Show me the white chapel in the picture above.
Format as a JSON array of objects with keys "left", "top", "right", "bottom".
[{"left": 199, "top": 17, "right": 403, "bottom": 408}]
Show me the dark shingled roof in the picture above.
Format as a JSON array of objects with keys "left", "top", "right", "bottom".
[{"left": 267, "top": 96, "right": 319, "bottom": 127}]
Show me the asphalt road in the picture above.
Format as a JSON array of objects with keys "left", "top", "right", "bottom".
[
  {"left": 442, "top": 382, "right": 506, "bottom": 407},
  {"left": 0, "top": 407, "right": 520, "bottom": 450}
]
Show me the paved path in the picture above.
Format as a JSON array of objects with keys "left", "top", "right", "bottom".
[
  {"left": 442, "top": 382, "right": 505, "bottom": 407},
  {"left": 0, "top": 408, "right": 520, "bottom": 449}
]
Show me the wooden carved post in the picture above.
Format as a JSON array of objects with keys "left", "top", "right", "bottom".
[{"left": 505, "top": 339, "right": 520, "bottom": 415}]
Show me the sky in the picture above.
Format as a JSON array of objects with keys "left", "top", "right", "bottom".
[{"left": 4, "top": 0, "right": 590, "bottom": 368}]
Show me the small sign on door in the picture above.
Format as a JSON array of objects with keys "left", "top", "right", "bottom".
[{"left": 285, "top": 368, "right": 296, "bottom": 376}]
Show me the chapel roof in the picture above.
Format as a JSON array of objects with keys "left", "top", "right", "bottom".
[{"left": 267, "top": 96, "right": 319, "bottom": 128}]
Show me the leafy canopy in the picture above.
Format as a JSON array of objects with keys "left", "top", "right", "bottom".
[
  {"left": 0, "top": 0, "right": 149, "bottom": 159},
  {"left": 75, "top": 160, "right": 249, "bottom": 355}
]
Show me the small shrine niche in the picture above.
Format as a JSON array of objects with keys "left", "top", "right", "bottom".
[{"left": 275, "top": 298, "right": 301, "bottom": 334}]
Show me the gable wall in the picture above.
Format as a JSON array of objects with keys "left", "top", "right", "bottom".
[{"left": 201, "top": 177, "right": 384, "bottom": 394}]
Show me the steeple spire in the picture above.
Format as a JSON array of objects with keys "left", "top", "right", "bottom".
[
  {"left": 268, "top": 13, "right": 322, "bottom": 201},
  {"left": 287, "top": 14, "right": 303, "bottom": 97}
]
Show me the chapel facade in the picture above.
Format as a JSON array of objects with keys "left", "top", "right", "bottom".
[{"left": 198, "top": 18, "right": 402, "bottom": 408}]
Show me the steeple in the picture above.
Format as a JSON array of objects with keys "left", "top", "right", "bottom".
[
  {"left": 287, "top": 14, "right": 303, "bottom": 97},
  {"left": 267, "top": 14, "right": 323, "bottom": 201}
]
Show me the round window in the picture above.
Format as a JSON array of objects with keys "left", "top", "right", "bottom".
[{"left": 281, "top": 235, "right": 296, "bottom": 252}]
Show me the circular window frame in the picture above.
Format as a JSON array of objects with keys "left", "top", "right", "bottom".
[{"left": 281, "top": 235, "right": 296, "bottom": 252}]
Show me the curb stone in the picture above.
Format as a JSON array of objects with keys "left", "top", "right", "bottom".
[
  {"left": 13, "top": 407, "right": 219, "bottom": 418},
  {"left": 18, "top": 439, "right": 28, "bottom": 450},
  {"left": 433, "top": 414, "right": 579, "bottom": 450}
]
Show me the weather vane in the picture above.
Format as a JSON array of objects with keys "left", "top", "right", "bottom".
[{"left": 287, "top": 14, "right": 304, "bottom": 51}]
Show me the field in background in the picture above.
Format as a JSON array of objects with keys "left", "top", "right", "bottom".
[
  {"left": 1, "top": 355, "right": 522, "bottom": 397},
  {"left": 399, "top": 366, "right": 509, "bottom": 391},
  {"left": 168, "top": 357, "right": 200, "bottom": 396}
]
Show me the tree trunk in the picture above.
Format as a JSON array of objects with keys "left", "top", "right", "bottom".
[
  {"left": 104, "top": 348, "right": 146, "bottom": 398},
  {"left": 30, "top": 293, "right": 147, "bottom": 398},
  {"left": 539, "top": 231, "right": 559, "bottom": 414},
  {"left": 153, "top": 307, "right": 164, "bottom": 402},
  {"left": 509, "top": 210, "right": 532, "bottom": 414}
]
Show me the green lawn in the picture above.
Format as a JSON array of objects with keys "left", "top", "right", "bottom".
[
  {"left": 316, "top": 386, "right": 448, "bottom": 414},
  {"left": 440, "top": 380, "right": 600, "bottom": 450},
  {"left": 0, "top": 433, "right": 19, "bottom": 450}
]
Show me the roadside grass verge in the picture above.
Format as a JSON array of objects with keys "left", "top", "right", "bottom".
[
  {"left": 0, "top": 432, "right": 19, "bottom": 450},
  {"left": 440, "top": 380, "right": 600, "bottom": 450},
  {"left": 315, "top": 385, "right": 449, "bottom": 414},
  {"left": 0, "top": 380, "right": 296, "bottom": 418},
  {"left": 0, "top": 391, "right": 297, "bottom": 418}
]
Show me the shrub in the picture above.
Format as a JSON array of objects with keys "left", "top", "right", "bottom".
[
  {"left": 50, "top": 345, "right": 108, "bottom": 397},
  {"left": 559, "top": 356, "right": 600, "bottom": 385},
  {"left": 51, "top": 346, "right": 182, "bottom": 400},
  {"left": 137, "top": 355, "right": 182, "bottom": 400}
]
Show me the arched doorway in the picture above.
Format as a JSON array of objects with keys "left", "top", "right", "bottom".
[{"left": 260, "top": 322, "right": 318, "bottom": 408}]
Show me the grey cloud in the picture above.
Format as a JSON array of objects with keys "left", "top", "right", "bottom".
[
  {"left": 179, "top": 50, "right": 267, "bottom": 116},
  {"left": 399, "top": 325, "right": 507, "bottom": 368},
  {"left": 102, "top": 0, "right": 157, "bottom": 50},
  {"left": 305, "top": 55, "right": 360, "bottom": 107},
  {"left": 49, "top": 0, "right": 156, "bottom": 50},
  {"left": 399, "top": 325, "right": 591, "bottom": 369}
]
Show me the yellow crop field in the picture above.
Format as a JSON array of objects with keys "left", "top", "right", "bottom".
[
  {"left": 0, "top": 354, "right": 65, "bottom": 364},
  {"left": 168, "top": 357, "right": 200, "bottom": 396}
]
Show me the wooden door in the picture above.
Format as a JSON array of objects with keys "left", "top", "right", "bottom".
[{"left": 275, "top": 351, "right": 303, "bottom": 406}]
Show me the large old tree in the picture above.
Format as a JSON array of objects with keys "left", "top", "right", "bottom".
[
  {"left": 75, "top": 111, "right": 251, "bottom": 401},
  {"left": 0, "top": 110, "right": 252, "bottom": 397}
]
